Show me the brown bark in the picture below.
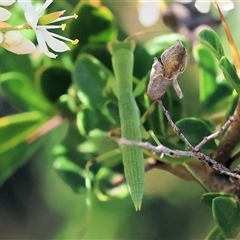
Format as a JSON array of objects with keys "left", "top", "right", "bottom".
[{"left": 212, "top": 98, "right": 240, "bottom": 168}]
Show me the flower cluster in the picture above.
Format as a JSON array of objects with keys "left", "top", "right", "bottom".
[
  {"left": 138, "top": 0, "right": 234, "bottom": 27},
  {"left": 0, "top": 0, "right": 78, "bottom": 58},
  {"left": 194, "top": 0, "right": 234, "bottom": 13}
]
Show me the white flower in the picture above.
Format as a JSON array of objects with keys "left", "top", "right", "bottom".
[
  {"left": 18, "top": 0, "right": 78, "bottom": 58},
  {"left": 0, "top": 0, "right": 15, "bottom": 22},
  {"left": 138, "top": 1, "right": 160, "bottom": 27},
  {"left": 0, "top": 1, "right": 36, "bottom": 55},
  {"left": 0, "top": 0, "right": 15, "bottom": 6},
  {"left": 195, "top": 0, "right": 234, "bottom": 13},
  {"left": 1, "top": 30, "right": 36, "bottom": 54}
]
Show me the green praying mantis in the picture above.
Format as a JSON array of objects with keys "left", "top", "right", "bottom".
[
  {"left": 107, "top": 39, "right": 187, "bottom": 210},
  {"left": 108, "top": 41, "right": 145, "bottom": 211}
]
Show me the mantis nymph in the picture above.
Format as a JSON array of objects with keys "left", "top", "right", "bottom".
[
  {"left": 107, "top": 40, "right": 187, "bottom": 211},
  {"left": 108, "top": 41, "right": 145, "bottom": 211}
]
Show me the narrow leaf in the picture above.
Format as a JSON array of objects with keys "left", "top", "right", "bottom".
[
  {"left": 0, "top": 141, "right": 41, "bottom": 186},
  {"left": 0, "top": 111, "right": 48, "bottom": 155},
  {"left": 0, "top": 72, "right": 55, "bottom": 114},
  {"left": 0, "top": 120, "right": 68, "bottom": 186},
  {"left": 219, "top": 56, "right": 240, "bottom": 95},
  {"left": 198, "top": 29, "right": 225, "bottom": 60},
  {"left": 205, "top": 225, "right": 225, "bottom": 240},
  {"left": 193, "top": 45, "right": 217, "bottom": 102}
]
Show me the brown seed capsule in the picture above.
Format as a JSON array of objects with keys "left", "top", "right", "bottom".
[{"left": 147, "top": 40, "right": 187, "bottom": 100}]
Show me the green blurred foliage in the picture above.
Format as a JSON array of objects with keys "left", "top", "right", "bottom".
[{"left": 1, "top": 0, "right": 240, "bottom": 239}]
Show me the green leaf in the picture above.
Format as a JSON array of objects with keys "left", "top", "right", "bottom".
[
  {"left": 198, "top": 29, "right": 225, "bottom": 60},
  {"left": 87, "top": 129, "right": 121, "bottom": 168},
  {"left": 53, "top": 155, "right": 87, "bottom": 194},
  {"left": 144, "top": 33, "right": 189, "bottom": 57},
  {"left": 36, "top": 65, "right": 72, "bottom": 102},
  {"left": 176, "top": 118, "right": 217, "bottom": 150},
  {"left": 0, "top": 119, "right": 68, "bottom": 186},
  {"left": 219, "top": 56, "right": 240, "bottom": 95},
  {"left": 133, "top": 76, "right": 148, "bottom": 97},
  {"left": 53, "top": 125, "right": 92, "bottom": 168},
  {"left": 68, "top": 2, "right": 117, "bottom": 59},
  {"left": 193, "top": 45, "right": 218, "bottom": 102},
  {"left": 0, "top": 141, "right": 41, "bottom": 186},
  {"left": 205, "top": 226, "right": 225, "bottom": 240},
  {"left": 80, "top": 42, "right": 113, "bottom": 71},
  {"left": 212, "top": 196, "right": 240, "bottom": 238},
  {"left": 201, "top": 192, "right": 234, "bottom": 207},
  {"left": 53, "top": 124, "right": 95, "bottom": 193},
  {"left": 133, "top": 44, "right": 153, "bottom": 80},
  {"left": 73, "top": 53, "right": 114, "bottom": 109},
  {"left": 56, "top": 94, "right": 78, "bottom": 119},
  {"left": 77, "top": 107, "right": 117, "bottom": 136},
  {"left": 0, "top": 72, "right": 55, "bottom": 114},
  {"left": 0, "top": 52, "right": 34, "bottom": 77},
  {"left": 201, "top": 82, "right": 233, "bottom": 113},
  {"left": 104, "top": 100, "right": 119, "bottom": 125},
  {"left": 94, "top": 168, "right": 128, "bottom": 201},
  {"left": 0, "top": 111, "right": 49, "bottom": 155}
]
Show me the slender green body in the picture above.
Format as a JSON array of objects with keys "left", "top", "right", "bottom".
[{"left": 108, "top": 41, "right": 145, "bottom": 210}]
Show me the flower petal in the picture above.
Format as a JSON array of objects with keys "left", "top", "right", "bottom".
[
  {"left": 4, "top": 30, "right": 23, "bottom": 46},
  {"left": 0, "top": 32, "right": 3, "bottom": 44},
  {"left": 18, "top": 0, "right": 35, "bottom": 12},
  {"left": 18, "top": 0, "right": 39, "bottom": 28},
  {"left": 138, "top": 2, "right": 160, "bottom": 27},
  {"left": 35, "top": 29, "right": 57, "bottom": 58},
  {"left": 0, "top": 7, "right": 11, "bottom": 21},
  {"left": 0, "top": 0, "right": 15, "bottom": 6},
  {"left": 218, "top": 0, "right": 234, "bottom": 11},
  {"left": 2, "top": 34, "right": 36, "bottom": 54},
  {"left": 41, "top": 28, "right": 70, "bottom": 52},
  {"left": 24, "top": 11, "right": 38, "bottom": 29},
  {"left": 37, "top": 0, "right": 53, "bottom": 16},
  {"left": 195, "top": 0, "right": 211, "bottom": 13}
]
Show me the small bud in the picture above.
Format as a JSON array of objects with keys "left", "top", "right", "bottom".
[
  {"left": 4, "top": 31, "right": 23, "bottom": 46},
  {"left": 147, "top": 40, "right": 187, "bottom": 100}
]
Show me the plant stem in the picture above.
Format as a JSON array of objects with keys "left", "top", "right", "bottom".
[
  {"left": 212, "top": 99, "right": 240, "bottom": 167},
  {"left": 182, "top": 163, "right": 210, "bottom": 192},
  {"left": 211, "top": 1, "right": 240, "bottom": 168}
]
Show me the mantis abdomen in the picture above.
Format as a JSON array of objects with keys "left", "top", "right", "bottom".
[
  {"left": 119, "top": 91, "right": 144, "bottom": 210},
  {"left": 108, "top": 41, "right": 145, "bottom": 210}
]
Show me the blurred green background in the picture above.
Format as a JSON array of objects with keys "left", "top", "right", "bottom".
[{"left": 1, "top": 0, "right": 240, "bottom": 239}]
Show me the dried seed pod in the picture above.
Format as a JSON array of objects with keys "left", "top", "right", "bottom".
[{"left": 147, "top": 40, "right": 187, "bottom": 100}]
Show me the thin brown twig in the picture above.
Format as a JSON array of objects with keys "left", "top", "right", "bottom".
[
  {"left": 158, "top": 99, "right": 194, "bottom": 150},
  {"left": 118, "top": 138, "right": 240, "bottom": 180},
  {"left": 194, "top": 116, "right": 235, "bottom": 151},
  {"left": 27, "top": 115, "right": 64, "bottom": 143}
]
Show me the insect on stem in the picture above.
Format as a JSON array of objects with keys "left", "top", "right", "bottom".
[{"left": 118, "top": 138, "right": 240, "bottom": 181}]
